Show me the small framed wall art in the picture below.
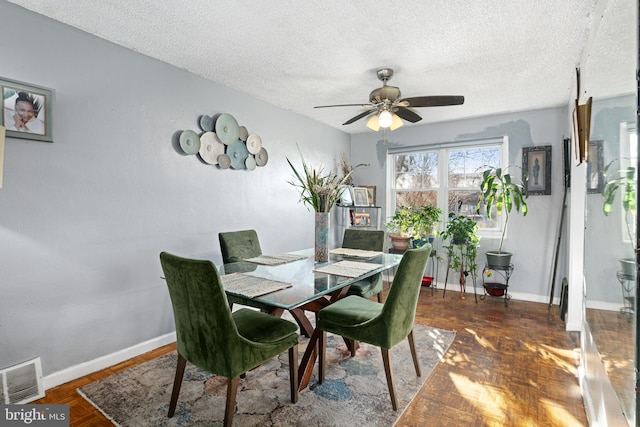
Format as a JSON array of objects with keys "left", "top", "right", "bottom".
[
  {"left": 1, "top": 78, "right": 53, "bottom": 142},
  {"left": 522, "top": 145, "right": 552, "bottom": 196}
]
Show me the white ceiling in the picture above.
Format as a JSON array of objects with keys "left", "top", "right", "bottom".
[{"left": 7, "top": 0, "right": 635, "bottom": 134}]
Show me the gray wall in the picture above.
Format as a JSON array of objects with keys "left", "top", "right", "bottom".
[
  {"left": 350, "top": 108, "right": 569, "bottom": 300},
  {"left": 0, "top": 2, "right": 350, "bottom": 375}
]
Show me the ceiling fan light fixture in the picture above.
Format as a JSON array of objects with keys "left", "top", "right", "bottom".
[
  {"left": 389, "top": 113, "right": 404, "bottom": 131},
  {"left": 366, "top": 114, "right": 380, "bottom": 131},
  {"left": 378, "top": 110, "right": 393, "bottom": 128}
]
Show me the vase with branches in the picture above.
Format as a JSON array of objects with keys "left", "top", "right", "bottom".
[{"left": 287, "top": 148, "right": 365, "bottom": 261}]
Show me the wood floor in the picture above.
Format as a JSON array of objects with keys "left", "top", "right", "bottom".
[{"left": 35, "top": 286, "right": 587, "bottom": 426}]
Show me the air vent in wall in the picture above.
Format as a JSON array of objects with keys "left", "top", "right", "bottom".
[{"left": 1, "top": 357, "right": 44, "bottom": 404}]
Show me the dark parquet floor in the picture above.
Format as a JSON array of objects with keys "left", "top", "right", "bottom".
[{"left": 36, "top": 285, "right": 589, "bottom": 426}]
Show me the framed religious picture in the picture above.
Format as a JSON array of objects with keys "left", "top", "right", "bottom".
[
  {"left": 1, "top": 78, "right": 53, "bottom": 142},
  {"left": 522, "top": 145, "right": 552, "bottom": 196}
]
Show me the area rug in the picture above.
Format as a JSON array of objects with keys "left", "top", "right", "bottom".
[{"left": 78, "top": 324, "right": 455, "bottom": 426}]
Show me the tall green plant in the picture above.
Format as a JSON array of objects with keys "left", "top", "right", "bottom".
[
  {"left": 477, "top": 166, "right": 529, "bottom": 253},
  {"left": 602, "top": 159, "right": 636, "bottom": 252}
]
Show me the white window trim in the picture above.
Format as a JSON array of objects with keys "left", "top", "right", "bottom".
[{"left": 386, "top": 136, "right": 509, "bottom": 239}]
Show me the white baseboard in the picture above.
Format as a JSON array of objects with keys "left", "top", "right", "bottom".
[{"left": 43, "top": 332, "right": 176, "bottom": 390}]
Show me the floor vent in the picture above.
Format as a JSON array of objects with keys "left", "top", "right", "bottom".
[{"left": 1, "top": 357, "right": 44, "bottom": 404}]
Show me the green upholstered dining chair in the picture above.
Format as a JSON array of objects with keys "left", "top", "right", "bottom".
[
  {"left": 218, "top": 229, "right": 262, "bottom": 263},
  {"left": 159, "top": 252, "right": 299, "bottom": 427},
  {"left": 218, "top": 229, "right": 271, "bottom": 312},
  {"left": 341, "top": 229, "right": 386, "bottom": 302},
  {"left": 316, "top": 244, "right": 432, "bottom": 411}
]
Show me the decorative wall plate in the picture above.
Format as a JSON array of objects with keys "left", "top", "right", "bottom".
[
  {"left": 198, "top": 132, "right": 225, "bottom": 164},
  {"left": 255, "top": 147, "right": 269, "bottom": 167},
  {"left": 239, "top": 126, "right": 249, "bottom": 141},
  {"left": 217, "top": 153, "right": 231, "bottom": 169},
  {"left": 246, "top": 134, "right": 262, "bottom": 154},
  {"left": 245, "top": 156, "right": 257, "bottom": 171},
  {"left": 199, "top": 115, "right": 214, "bottom": 132},
  {"left": 179, "top": 130, "right": 200, "bottom": 155},
  {"left": 227, "top": 141, "right": 249, "bottom": 169},
  {"left": 215, "top": 114, "right": 240, "bottom": 145}
]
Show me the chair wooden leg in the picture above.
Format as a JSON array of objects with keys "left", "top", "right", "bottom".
[
  {"left": 376, "top": 292, "right": 383, "bottom": 303},
  {"left": 168, "top": 354, "right": 187, "bottom": 418},
  {"left": 381, "top": 348, "right": 398, "bottom": 411},
  {"left": 345, "top": 338, "right": 360, "bottom": 357},
  {"left": 318, "top": 331, "right": 326, "bottom": 384},
  {"left": 289, "top": 345, "right": 299, "bottom": 403},
  {"left": 224, "top": 377, "right": 239, "bottom": 427},
  {"left": 408, "top": 329, "right": 422, "bottom": 377}
]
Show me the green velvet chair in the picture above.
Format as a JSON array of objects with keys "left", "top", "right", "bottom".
[
  {"left": 341, "top": 229, "right": 385, "bottom": 302},
  {"left": 316, "top": 244, "right": 432, "bottom": 410},
  {"left": 159, "top": 252, "right": 299, "bottom": 426},
  {"left": 218, "top": 229, "right": 270, "bottom": 312},
  {"left": 218, "top": 229, "right": 262, "bottom": 263}
]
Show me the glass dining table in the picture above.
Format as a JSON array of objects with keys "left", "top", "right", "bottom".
[{"left": 197, "top": 248, "right": 403, "bottom": 390}]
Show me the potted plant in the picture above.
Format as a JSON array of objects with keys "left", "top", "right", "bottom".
[
  {"left": 602, "top": 159, "right": 636, "bottom": 277},
  {"left": 412, "top": 205, "right": 443, "bottom": 248},
  {"left": 477, "top": 165, "right": 529, "bottom": 267},
  {"left": 385, "top": 206, "right": 415, "bottom": 251},
  {"left": 440, "top": 213, "right": 480, "bottom": 298}
]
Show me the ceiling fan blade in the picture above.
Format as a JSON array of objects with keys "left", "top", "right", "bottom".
[
  {"left": 314, "top": 103, "right": 373, "bottom": 109},
  {"left": 343, "top": 110, "right": 375, "bottom": 125},
  {"left": 399, "top": 96, "right": 465, "bottom": 108},
  {"left": 394, "top": 107, "right": 422, "bottom": 123}
]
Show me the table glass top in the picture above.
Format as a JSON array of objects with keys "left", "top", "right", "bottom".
[{"left": 197, "top": 248, "right": 402, "bottom": 310}]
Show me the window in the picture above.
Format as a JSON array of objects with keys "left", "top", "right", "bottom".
[{"left": 388, "top": 137, "right": 507, "bottom": 234}]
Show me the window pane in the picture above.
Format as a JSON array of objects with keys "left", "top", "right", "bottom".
[
  {"left": 394, "top": 152, "right": 438, "bottom": 189},
  {"left": 447, "top": 190, "right": 498, "bottom": 230},
  {"left": 396, "top": 191, "right": 437, "bottom": 208}
]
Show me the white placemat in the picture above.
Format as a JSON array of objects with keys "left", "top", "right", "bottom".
[
  {"left": 313, "top": 260, "right": 383, "bottom": 278},
  {"left": 245, "top": 253, "right": 308, "bottom": 266},
  {"left": 221, "top": 272, "right": 292, "bottom": 298},
  {"left": 329, "top": 248, "right": 383, "bottom": 259}
]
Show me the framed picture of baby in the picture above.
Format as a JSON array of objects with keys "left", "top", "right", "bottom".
[{"left": 1, "top": 78, "right": 53, "bottom": 142}]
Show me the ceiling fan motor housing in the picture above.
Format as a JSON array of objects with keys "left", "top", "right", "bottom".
[{"left": 369, "top": 86, "right": 401, "bottom": 104}]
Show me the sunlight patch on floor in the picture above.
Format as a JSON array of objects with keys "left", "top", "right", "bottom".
[
  {"left": 464, "top": 328, "right": 497, "bottom": 352},
  {"left": 539, "top": 398, "right": 584, "bottom": 427}
]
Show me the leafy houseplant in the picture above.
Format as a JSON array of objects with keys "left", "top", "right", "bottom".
[
  {"left": 440, "top": 214, "right": 480, "bottom": 298},
  {"left": 477, "top": 166, "right": 529, "bottom": 267},
  {"left": 385, "top": 206, "right": 415, "bottom": 251},
  {"left": 412, "top": 205, "right": 444, "bottom": 242},
  {"left": 602, "top": 160, "right": 637, "bottom": 276}
]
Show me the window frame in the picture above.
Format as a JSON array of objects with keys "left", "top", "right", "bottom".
[{"left": 387, "top": 136, "right": 509, "bottom": 239}]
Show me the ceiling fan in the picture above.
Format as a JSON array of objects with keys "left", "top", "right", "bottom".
[{"left": 314, "top": 68, "right": 464, "bottom": 131}]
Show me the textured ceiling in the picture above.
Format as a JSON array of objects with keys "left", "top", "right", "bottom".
[{"left": 6, "top": 0, "right": 635, "bottom": 134}]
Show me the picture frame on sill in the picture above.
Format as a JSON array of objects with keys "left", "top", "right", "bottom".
[
  {"left": 586, "top": 140, "right": 604, "bottom": 194},
  {"left": 360, "top": 185, "right": 376, "bottom": 206},
  {"left": 352, "top": 187, "right": 370, "bottom": 206},
  {"left": 1, "top": 78, "right": 53, "bottom": 142},
  {"left": 522, "top": 145, "right": 552, "bottom": 196}
]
